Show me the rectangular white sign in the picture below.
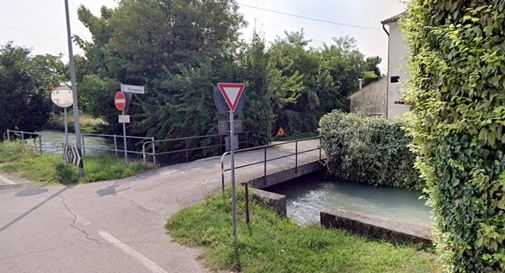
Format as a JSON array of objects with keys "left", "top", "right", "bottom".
[
  {"left": 120, "top": 83, "right": 145, "bottom": 94},
  {"left": 118, "top": 114, "right": 131, "bottom": 123}
]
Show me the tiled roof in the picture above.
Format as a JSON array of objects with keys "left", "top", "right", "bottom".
[{"left": 381, "top": 12, "right": 406, "bottom": 24}]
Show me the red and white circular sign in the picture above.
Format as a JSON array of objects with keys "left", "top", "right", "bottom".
[{"left": 114, "top": 92, "right": 126, "bottom": 111}]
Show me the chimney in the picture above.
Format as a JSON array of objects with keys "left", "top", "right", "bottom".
[{"left": 358, "top": 78, "right": 363, "bottom": 90}]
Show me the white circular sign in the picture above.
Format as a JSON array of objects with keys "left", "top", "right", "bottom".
[{"left": 51, "top": 86, "right": 73, "bottom": 108}]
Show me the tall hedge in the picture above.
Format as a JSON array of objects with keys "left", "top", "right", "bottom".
[
  {"left": 403, "top": 1, "right": 504, "bottom": 272},
  {"left": 319, "top": 111, "right": 422, "bottom": 190}
]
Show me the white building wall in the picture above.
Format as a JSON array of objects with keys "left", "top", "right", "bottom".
[{"left": 386, "top": 21, "right": 411, "bottom": 119}]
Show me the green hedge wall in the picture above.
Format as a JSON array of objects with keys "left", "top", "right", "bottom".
[
  {"left": 319, "top": 111, "right": 423, "bottom": 190},
  {"left": 403, "top": 1, "right": 505, "bottom": 272}
]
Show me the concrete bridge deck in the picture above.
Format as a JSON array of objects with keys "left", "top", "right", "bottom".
[{"left": 0, "top": 139, "right": 323, "bottom": 273}]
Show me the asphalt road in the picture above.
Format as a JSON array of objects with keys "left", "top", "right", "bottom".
[{"left": 0, "top": 140, "right": 321, "bottom": 273}]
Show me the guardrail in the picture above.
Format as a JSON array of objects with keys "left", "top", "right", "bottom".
[
  {"left": 219, "top": 136, "right": 322, "bottom": 193},
  {"left": 5, "top": 129, "right": 153, "bottom": 158}
]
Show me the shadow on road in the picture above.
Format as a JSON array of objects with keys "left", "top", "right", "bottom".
[
  {"left": 0, "top": 186, "right": 70, "bottom": 233},
  {"left": 14, "top": 187, "right": 48, "bottom": 197},
  {"left": 96, "top": 182, "right": 131, "bottom": 197}
]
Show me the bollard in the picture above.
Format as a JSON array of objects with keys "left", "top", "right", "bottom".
[{"left": 6, "top": 129, "right": 10, "bottom": 141}]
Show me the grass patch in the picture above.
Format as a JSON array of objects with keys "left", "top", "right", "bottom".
[
  {"left": 167, "top": 191, "right": 441, "bottom": 273},
  {"left": 0, "top": 141, "right": 150, "bottom": 185}
]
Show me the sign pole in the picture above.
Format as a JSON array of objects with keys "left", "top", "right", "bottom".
[
  {"left": 122, "top": 109, "right": 128, "bottom": 163},
  {"left": 216, "top": 82, "right": 245, "bottom": 244},
  {"left": 64, "top": 0, "right": 83, "bottom": 176},
  {"left": 63, "top": 107, "right": 68, "bottom": 146},
  {"left": 229, "top": 110, "right": 237, "bottom": 241}
]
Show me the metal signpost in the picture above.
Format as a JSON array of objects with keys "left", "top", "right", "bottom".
[
  {"left": 115, "top": 84, "right": 145, "bottom": 163},
  {"left": 64, "top": 0, "right": 84, "bottom": 176},
  {"left": 51, "top": 86, "right": 73, "bottom": 145},
  {"left": 216, "top": 82, "right": 245, "bottom": 242},
  {"left": 115, "top": 91, "right": 128, "bottom": 163},
  {"left": 120, "top": 83, "right": 145, "bottom": 94}
]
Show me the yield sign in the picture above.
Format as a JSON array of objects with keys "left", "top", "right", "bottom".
[{"left": 217, "top": 83, "right": 245, "bottom": 112}]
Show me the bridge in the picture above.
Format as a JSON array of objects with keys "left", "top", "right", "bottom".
[
  {"left": 5, "top": 129, "right": 325, "bottom": 190},
  {"left": 0, "top": 133, "right": 325, "bottom": 273},
  {"left": 220, "top": 137, "right": 324, "bottom": 189}
]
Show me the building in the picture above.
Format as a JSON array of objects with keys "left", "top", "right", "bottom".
[
  {"left": 381, "top": 12, "right": 411, "bottom": 118},
  {"left": 348, "top": 12, "right": 410, "bottom": 119},
  {"left": 349, "top": 77, "right": 387, "bottom": 117}
]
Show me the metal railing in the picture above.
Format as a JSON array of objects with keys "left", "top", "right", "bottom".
[
  {"left": 142, "top": 133, "right": 252, "bottom": 167},
  {"left": 5, "top": 130, "right": 43, "bottom": 154},
  {"left": 219, "top": 136, "right": 323, "bottom": 193},
  {"left": 142, "top": 134, "right": 222, "bottom": 167},
  {"left": 5, "top": 129, "right": 153, "bottom": 158}
]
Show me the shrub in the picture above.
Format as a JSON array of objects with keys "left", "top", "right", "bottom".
[
  {"left": 319, "top": 111, "right": 422, "bottom": 190},
  {"left": 403, "top": 1, "right": 505, "bottom": 272},
  {"left": 55, "top": 163, "right": 78, "bottom": 184}
]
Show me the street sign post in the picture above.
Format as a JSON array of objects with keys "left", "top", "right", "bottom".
[
  {"left": 217, "top": 82, "right": 245, "bottom": 243},
  {"left": 120, "top": 83, "right": 145, "bottom": 94},
  {"left": 115, "top": 92, "right": 127, "bottom": 111},
  {"left": 115, "top": 92, "right": 128, "bottom": 163},
  {"left": 218, "top": 119, "right": 243, "bottom": 136},
  {"left": 118, "top": 115, "right": 130, "bottom": 123},
  {"left": 64, "top": 0, "right": 84, "bottom": 176},
  {"left": 214, "top": 87, "right": 244, "bottom": 114},
  {"left": 51, "top": 86, "right": 73, "bottom": 146}
]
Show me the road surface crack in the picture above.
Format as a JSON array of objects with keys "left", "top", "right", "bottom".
[{"left": 60, "top": 197, "right": 102, "bottom": 245}]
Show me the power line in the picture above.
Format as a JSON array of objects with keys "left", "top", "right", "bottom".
[
  {"left": 238, "top": 3, "right": 374, "bottom": 30},
  {"left": 0, "top": 24, "right": 65, "bottom": 42}
]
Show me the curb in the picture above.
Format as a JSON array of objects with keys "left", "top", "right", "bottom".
[{"left": 0, "top": 183, "right": 29, "bottom": 191}]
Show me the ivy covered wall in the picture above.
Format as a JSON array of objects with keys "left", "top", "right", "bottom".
[{"left": 403, "top": 1, "right": 504, "bottom": 272}]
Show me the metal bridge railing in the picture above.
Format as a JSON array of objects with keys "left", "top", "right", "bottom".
[
  {"left": 219, "top": 136, "right": 322, "bottom": 193},
  {"left": 142, "top": 133, "right": 252, "bottom": 167}
]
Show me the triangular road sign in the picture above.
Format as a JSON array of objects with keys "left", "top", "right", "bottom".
[{"left": 217, "top": 83, "right": 245, "bottom": 112}]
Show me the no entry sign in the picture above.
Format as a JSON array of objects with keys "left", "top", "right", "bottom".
[{"left": 114, "top": 92, "right": 126, "bottom": 111}]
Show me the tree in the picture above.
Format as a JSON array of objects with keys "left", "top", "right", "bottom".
[
  {"left": 77, "top": 0, "right": 248, "bottom": 141},
  {"left": 0, "top": 43, "right": 63, "bottom": 139},
  {"left": 239, "top": 31, "right": 273, "bottom": 145},
  {"left": 267, "top": 32, "right": 381, "bottom": 134}
]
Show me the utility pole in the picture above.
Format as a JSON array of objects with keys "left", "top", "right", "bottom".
[{"left": 64, "top": 0, "right": 84, "bottom": 176}]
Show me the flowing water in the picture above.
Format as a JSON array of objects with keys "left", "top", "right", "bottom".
[
  {"left": 39, "top": 130, "right": 113, "bottom": 153},
  {"left": 268, "top": 173, "right": 432, "bottom": 227}
]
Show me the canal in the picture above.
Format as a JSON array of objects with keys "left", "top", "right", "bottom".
[
  {"left": 268, "top": 173, "right": 432, "bottom": 227},
  {"left": 38, "top": 130, "right": 113, "bottom": 153}
]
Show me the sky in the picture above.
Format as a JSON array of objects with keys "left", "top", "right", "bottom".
[{"left": 0, "top": 0, "right": 407, "bottom": 73}]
